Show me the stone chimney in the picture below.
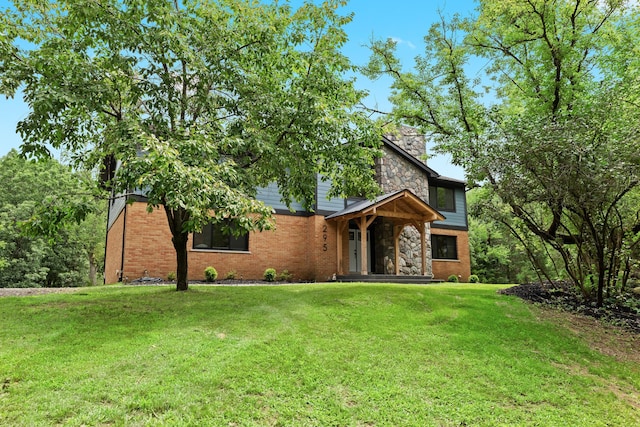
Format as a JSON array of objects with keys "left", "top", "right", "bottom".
[
  {"left": 377, "top": 126, "right": 429, "bottom": 200},
  {"left": 384, "top": 126, "right": 426, "bottom": 163}
]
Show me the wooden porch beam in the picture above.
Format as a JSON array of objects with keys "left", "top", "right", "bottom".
[
  {"left": 359, "top": 216, "right": 367, "bottom": 275},
  {"left": 336, "top": 220, "right": 347, "bottom": 275},
  {"left": 376, "top": 210, "right": 430, "bottom": 221},
  {"left": 419, "top": 223, "right": 427, "bottom": 276},
  {"left": 393, "top": 224, "right": 404, "bottom": 276}
]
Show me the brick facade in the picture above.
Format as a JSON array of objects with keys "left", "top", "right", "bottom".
[
  {"left": 105, "top": 203, "right": 338, "bottom": 283},
  {"left": 431, "top": 228, "right": 472, "bottom": 281},
  {"left": 104, "top": 204, "right": 126, "bottom": 283}
]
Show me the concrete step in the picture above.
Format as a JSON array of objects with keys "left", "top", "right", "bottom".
[{"left": 336, "top": 274, "right": 442, "bottom": 284}]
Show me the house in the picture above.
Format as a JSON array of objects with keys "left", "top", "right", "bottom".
[{"left": 104, "top": 127, "right": 471, "bottom": 283}]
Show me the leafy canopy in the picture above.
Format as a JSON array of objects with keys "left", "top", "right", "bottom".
[
  {"left": 366, "top": 0, "right": 640, "bottom": 304},
  {"left": 2, "top": 0, "right": 381, "bottom": 224},
  {"left": 1, "top": 0, "right": 382, "bottom": 289}
]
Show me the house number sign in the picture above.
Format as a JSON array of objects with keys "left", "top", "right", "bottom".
[{"left": 322, "top": 224, "right": 328, "bottom": 251}]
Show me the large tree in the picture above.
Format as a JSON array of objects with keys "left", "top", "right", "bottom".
[
  {"left": 366, "top": 0, "right": 640, "bottom": 305},
  {"left": 0, "top": 0, "right": 381, "bottom": 290}
]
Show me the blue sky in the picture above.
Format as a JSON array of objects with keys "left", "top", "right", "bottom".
[{"left": 0, "top": 0, "right": 478, "bottom": 179}]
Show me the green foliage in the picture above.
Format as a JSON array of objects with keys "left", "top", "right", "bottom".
[
  {"left": 0, "top": 284, "right": 636, "bottom": 425},
  {"left": 167, "top": 271, "right": 176, "bottom": 281},
  {"left": 277, "top": 269, "right": 294, "bottom": 282},
  {"left": 467, "top": 187, "right": 567, "bottom": 285},
  {"left": 204, "top": 267, "right": 218, "bottom": 282},
  {"left": 0, "top": 223, "right": 6, "bottom": 271},
  {"left": 225, "top": 270, "right": 237, "bottom": 280},
  {"left": 447, "top": 274, "right": 459, "bottom": 283},
  {"left": 0, "top": 0, "right": 382, "bottom": 291},
  {"left": 468, "top": 274, "right": 480, "bottom": 284},
  {"left": 0, "top": 151, "right": 105, "bottom": 287},
  {"left": 368, "top": 0, "right": 640, "bottom": 305},
  {"left": 468, "top": 214, "right": 513, "bottom": 284},
  {"left": 263, "top": 268, "right": 277, "bottom": 282}
]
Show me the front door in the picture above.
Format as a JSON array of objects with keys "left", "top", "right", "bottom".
[{"left": 349, "top": 229, "right": 372, "bottom": 273}]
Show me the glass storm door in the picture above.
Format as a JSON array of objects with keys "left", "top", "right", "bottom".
[{"left": 348, "top": 229, "right": 371, "bottom": 273}]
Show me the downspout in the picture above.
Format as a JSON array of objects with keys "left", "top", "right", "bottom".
[
  {"left": 120, "top": 203, "right": 127, "bottom": 282},
  {"left": 314, "top": 172, "right": 319, "bottom": 213},
  {"left": 314, "top": 173, "right": 319, "bottom": 281}
]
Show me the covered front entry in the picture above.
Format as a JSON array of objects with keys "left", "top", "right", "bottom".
[{"left": 326, "top": 190, "right": 445, "bottom": 277}]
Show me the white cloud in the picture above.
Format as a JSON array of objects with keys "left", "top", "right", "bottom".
[{"left": 389, "top": 36, "right": 416, "bottom": 49}]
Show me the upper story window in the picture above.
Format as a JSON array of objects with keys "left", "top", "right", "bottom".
[
  {"left": 192, "top": 220, "right": 249, "bottom": 251},
  {"left": 429, "top": 186, "right": 456, "bottom": 212}
]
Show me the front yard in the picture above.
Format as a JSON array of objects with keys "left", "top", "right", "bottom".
[{"left": 0, "top": 283, "right": 637, "bottom": 426}]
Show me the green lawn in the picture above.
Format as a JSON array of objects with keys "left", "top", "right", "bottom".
[{"left": 0, "top": 283, "right": 637, "bottom": 426}]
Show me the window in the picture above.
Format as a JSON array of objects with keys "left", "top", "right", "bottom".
[
  {"left": 432, "top": 235, "right": 457, "bottom": 260},
  {"left": 429, "top": 186, "right": 456, "bottom": 211},
  {"left": 192, "top": 220, "right": 248, "bottom": 251}
]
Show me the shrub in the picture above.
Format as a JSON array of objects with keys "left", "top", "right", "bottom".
[
  {"left": 278, "top": 270, "right": 293, "bottom": 282},
  {"left": 167, "top": 271, "right": 176, "bottom": 281},
  {"left": 264, "top": 268, "right": 277, "bottom": 282},
  {"left": 204, "top": 266, "right": 218, "bottom": 282},
  {"left": 468, "top": 274, "right": 480, "bottom": 283},
  {"left": 225, "top": 270, "right": 237, "bottom": 280},
  {"left": 447, "top": 274, "right": 459, "bottom": 283}
]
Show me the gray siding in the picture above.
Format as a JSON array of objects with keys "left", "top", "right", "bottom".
[
  {"left": 256, "top": 182, "right": 306, "bottom": 213},
  {"left": 316, "top": 176, "right": 344, "bottom": 213},
  {"left": 257, "top": 176, "right": 344, "bottom": 214},
  {"left": 434, "top": 187, "right": 467, "bottom": 229}
]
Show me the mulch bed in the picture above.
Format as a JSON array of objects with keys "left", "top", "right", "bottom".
[
  {"left": 500, "top": 281, "right": 640, "bottom": 334},
  {"left": 128, "top": 277, "right": 304, "bottom": 286}
]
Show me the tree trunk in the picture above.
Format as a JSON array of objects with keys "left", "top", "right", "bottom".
[
  {"left": 596, "top": 264, "right": 605, "bottom": 308},
  {"left": 164, "top": 205, "right": 190, "bottom": 292},
  {"left": 88, "top": 251, "right": 97, "bottom": 286},
  {"left": 172, "top": 231, "right": 189, "bottom": 291}
]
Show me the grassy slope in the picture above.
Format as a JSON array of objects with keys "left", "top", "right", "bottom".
[{"left": 0, "top": 283, "right": 637, "bottom": 426}]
